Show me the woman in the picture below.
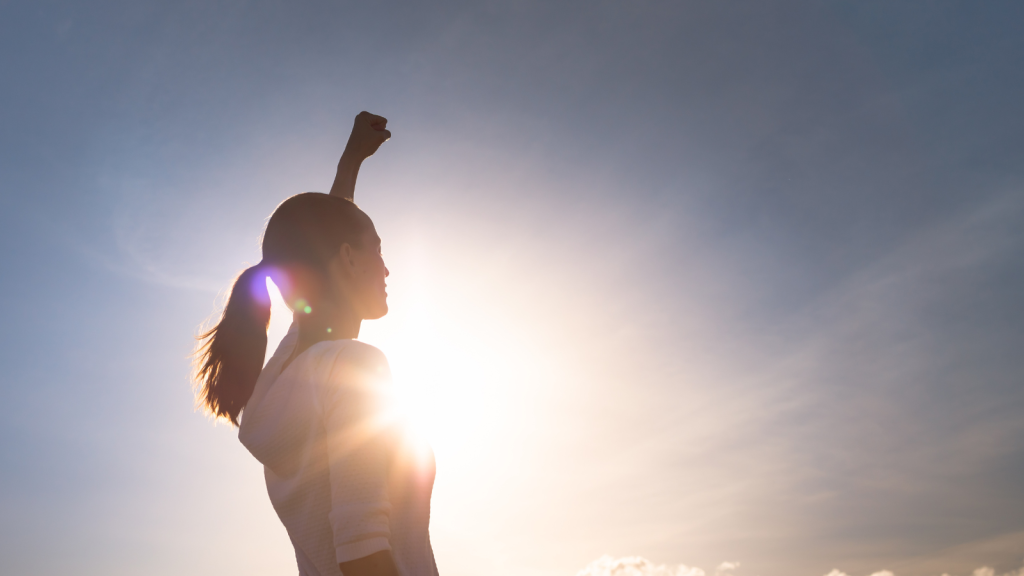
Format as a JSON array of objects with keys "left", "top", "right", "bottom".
[{"left": 193, "top": 112, "right": 437, "bottom": 576}]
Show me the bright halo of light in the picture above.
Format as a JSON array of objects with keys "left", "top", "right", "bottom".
[
  {"left": 264, "top": 252, "right": 540, "bottom": 481},
  {"left": 356, "top": 239, "right": 547, "bottom": 483},
  {"left": 364, "top": 279, "right": 515, "bottom": 462}
]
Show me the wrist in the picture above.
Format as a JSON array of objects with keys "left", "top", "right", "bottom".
[{"left": 338, "top": 148, "right": 366, "bottom": 168}]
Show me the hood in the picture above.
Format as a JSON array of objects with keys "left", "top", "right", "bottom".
[
  {"left": 237, "top": 323, "right": 311, "bottom": 476},
  {"left": 237, "top": 323, "right": 393, "bottom": 477}
]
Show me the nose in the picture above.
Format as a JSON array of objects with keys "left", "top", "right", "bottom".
[{"left": 384, "top": 266, "right": 390, "bottom": 278}]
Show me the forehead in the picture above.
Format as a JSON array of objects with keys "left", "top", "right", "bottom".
[
  {"left": 347, "top": 207, "right": 377, "bottom": 237},
  {"left": 359, "top": 220, "right": 381, "bottom": 245}
]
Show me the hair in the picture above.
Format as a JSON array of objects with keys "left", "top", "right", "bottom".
[{"left": 193, "top": 192, "right": 371, "bottom": 426}]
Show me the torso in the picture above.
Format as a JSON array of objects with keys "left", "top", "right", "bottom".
[{"left": 238, "top": 324, "right": 439, "bottom": 576}]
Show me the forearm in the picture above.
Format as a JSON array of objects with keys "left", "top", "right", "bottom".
[
  {"left": 338, "top": 550, "right": 400, "bottom": 576},
  {"left": 329, "top": 153, "right": 364, "bottom": 201},
  {"left": 329, "top": 111, "right": 390, "bottom": 201}
]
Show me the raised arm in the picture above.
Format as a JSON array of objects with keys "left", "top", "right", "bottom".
[{"left": 329, "top": 111, "right": 391, "bottom": 201}]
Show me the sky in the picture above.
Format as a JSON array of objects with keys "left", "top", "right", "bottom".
[{"left": 1, "top": 2, "right": 1023, "bottom": 576}]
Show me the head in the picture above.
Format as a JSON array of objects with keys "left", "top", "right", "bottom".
[
  {"left": 262, "top": 193, "right": 389, "bottom": 322},
  {"left": 193, "top": 192, "right": 389, "bottom": 425}
]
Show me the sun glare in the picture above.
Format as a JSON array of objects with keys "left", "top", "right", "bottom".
[
  {"left": 265, "top": 272, "right": 528, "bottom": 476},
  {"left": 360, "top": 279, "right": 519, "bottom": 470}
]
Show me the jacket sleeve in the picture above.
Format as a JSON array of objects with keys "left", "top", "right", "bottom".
[{"left": 320, "top": 343, "right": 395, "bottom": 564}]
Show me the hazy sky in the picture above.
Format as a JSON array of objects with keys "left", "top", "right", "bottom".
[{"left": 1, "top": 2, "right": 1023, "bottom": 576}]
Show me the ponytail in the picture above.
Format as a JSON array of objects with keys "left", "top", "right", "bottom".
[
  {"left": 193, "top": 264, "right": 272, "bottom": 426},
  {"left": 192, "top": 192, "right": 371, "bottom": 426}
]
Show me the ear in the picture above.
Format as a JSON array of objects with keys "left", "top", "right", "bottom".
[{"left": 338, "top": 242, "right": 357, "bottom": 271}]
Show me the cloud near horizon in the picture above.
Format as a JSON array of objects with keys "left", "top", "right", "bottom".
[
  {"left": 575, "top": 556, "right": 735, "bottom": 576},
  {"left": 577, "top": 557, "right": 1024, "bottom": 576}
]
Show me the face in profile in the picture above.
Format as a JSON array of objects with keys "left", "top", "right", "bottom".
[{"left": 341, "top": 223, "right": 390, "bottom": 320}]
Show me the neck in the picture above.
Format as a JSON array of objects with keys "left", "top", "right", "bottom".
[{"left": 291, "top": 301, "right": 362, "bottom": 362}]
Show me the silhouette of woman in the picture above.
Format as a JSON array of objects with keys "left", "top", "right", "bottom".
[{"left": 193, "top": 112, "right": 437, "bottom": 576}]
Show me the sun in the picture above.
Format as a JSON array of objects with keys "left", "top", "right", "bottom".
[
  {"left": 265, "top": 275, "right": 517, "bottom": 471},
  {"left": 360, "top": 285, "right": 510, "bottom": 464}
]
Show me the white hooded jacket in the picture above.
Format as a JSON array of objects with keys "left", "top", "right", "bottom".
[{"left": 238, "top": 325, "right": 438, "bottom": 576}]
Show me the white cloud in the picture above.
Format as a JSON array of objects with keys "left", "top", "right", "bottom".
[
  {"left": 939, "top": 564, "right": 1024, "bottom": 576},
  {"left": 716, "top": 562, "right": 740, "bottom": 576},
  {"left": 821, "top": 562, "right": 1024, "bottom": 576},
  {"left": 575, "top": 556, "right": 707, "bottom": 576},
  {"left": 579, "top": 557, "right": 1024, "bottom": 576},
  {"left": 966, "top": 564, "right": 1024, "bottom": 576}
]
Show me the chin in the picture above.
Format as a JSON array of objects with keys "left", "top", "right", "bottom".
[{"left": 366, "top": 302, "right": 388, "bottom": 320}]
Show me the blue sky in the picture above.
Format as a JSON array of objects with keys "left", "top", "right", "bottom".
[{"left": 1, "top": 2, "right": 1023, "bottom": 576}]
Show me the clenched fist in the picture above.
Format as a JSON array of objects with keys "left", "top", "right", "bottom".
[{"left": 343, "top": 111, "right": 391, "bottom": 161}]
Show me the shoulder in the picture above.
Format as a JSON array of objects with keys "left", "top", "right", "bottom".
[
  {"left": 306, "top": 340, "right": 391, "bottom": 388},
  {"left": 325, "top": 340, "right": 389, "bottom": 370}
]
